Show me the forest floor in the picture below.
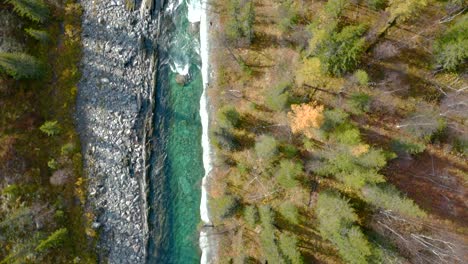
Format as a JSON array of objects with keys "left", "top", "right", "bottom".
[{"left": 0, "top": 1, "right": 95, "bottom": 262}]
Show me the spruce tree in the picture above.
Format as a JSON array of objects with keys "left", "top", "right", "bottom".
[
  {"left": 0, "top": 52, "right": 44, "bottom": 80},
  {"left": 5, "top": 0, "right": 49, "bottom": 23}
]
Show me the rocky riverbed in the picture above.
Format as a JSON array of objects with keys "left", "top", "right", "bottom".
[{"left": 76, "top": 0, "right": 162, "bottom": 262}]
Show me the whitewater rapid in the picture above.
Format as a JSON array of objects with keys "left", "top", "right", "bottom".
[{"left": 186, "top": 0, "right": 213, "bottom": 263}]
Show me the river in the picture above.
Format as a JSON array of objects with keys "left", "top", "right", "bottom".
[{"left": 147, "top": 0, "right": 208, "bottom": 263}]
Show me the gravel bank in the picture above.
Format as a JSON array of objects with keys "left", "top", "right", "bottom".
[{"left": 76, "top": 0, "right": 162, "bottom": 262}]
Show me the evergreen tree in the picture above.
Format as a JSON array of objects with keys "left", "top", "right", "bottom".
[
  {"left": 210, "top": 194, "right": 238, "bottom": 223},
  {"left": 318, "top": 24, "right": 368, "bottom": 76},
  {"left": 265, "top": 82, "right": 290, "bottom": 111},
  {"left": 35, "top": 228, "right": 68, "bottom": 252},
  {"left": 225, "top": 0, "right": 255, "bottom": 45},
  {"left": 217, "top": 105, "right": 240, "bottom": 129},
  {"left": 39, "top": 121, "right": 61, "bottom": 136},
  {"left": 5, "top": 0, "right": 49, "bottom": 23},
  {"left": 275, "top": 159, "right": 302, "bottom": 189},
  {"left": 255, "top": 135, "right": 278, "bottom": 163},
  {"left": 258, "top": 206, "right": 284, "bottom": 263},
  {"left": 362, "top": 184, "right": 426, "bottom": 218},
  {"left": 279, "top": 233, "right": 303, "bottom": 264},
  {"left": 316, "top": 192, "right": 371, "bottom": 264},
  {"left": 433, "top": 14, "right": 467, "bottom": 71},
  {"left": 0, "top": 52, "right": 44, "bottom": 80},
  {"left": 387, "top": 0, "right": 428, "bottom": 22},
  {"left": 243, "top": 205, "right": 258, "bottom": 228},
  {"left": 25, "top": 28, "right": 49, "bottom": 43},
  {"left": 278, "top": 201, "right": 299, "bottom": 225}
]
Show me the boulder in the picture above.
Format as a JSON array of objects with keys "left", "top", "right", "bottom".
[{"left": 175, "top": 74, "right": 188, "bottom": 85}]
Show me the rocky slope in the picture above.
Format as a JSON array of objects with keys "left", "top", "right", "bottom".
[{"left": 76, "top": 0, "right": 162, "bottom": 262}]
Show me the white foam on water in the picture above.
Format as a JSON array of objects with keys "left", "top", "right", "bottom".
[
  {"left": 187, "top": 0, "right": 202, "bottom": 23},
  {"left": 196, "top": 0, "right": 214, "bottom": 263},
  {"left": 167, "top": 0, "right": 184, "bottom": 12},
  {"left": 170, "top": 61, "right": 189, "bottom": 75}
]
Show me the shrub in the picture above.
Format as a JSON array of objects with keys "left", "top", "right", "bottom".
[
  {"left": 362, "top": 184, "right": 426, "bottom": 217},
  {"left": 275, "top": 159, "right": 302, "bottom": 188},
  {"left": 354, "top": 69, "right": 369, "bottom": 86},
  {"left": 61, "top": 143, "right": 75, "bottom": 156},
  {"left": 39, "top": 121, "right": 61, "bottom": 136},
  {"left": 349, "top": 92, "right": 372, "bottom": 114},
  {"left": 433, "top": 14, "right": 467, "bottom": 71},
  {"left": 47, "top": 159, "right": 58, "bottom": 170},
  {"left": 35, "top": 228, "right": 68, "bottom": 252},
  {"left": 5, "top": 0, "right": 49, "bottom": 22},
  {"left": 0, "top": 52, "right": 44, "bottom": 80}
]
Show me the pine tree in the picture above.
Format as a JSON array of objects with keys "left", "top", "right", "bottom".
[{"left": 0, "top": 52, "right": 44, "bottom": 80}]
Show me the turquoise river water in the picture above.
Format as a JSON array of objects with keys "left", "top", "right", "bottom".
[{"left": 147, "top": 0, "right": 205, "bottom": 263}]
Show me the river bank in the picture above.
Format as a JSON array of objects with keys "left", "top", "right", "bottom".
[
  {"left": 76, "top": 1, "right": 161, "bottom": 262},
  {"left": 199, "top": 0, "right": 218, "bottom": 262}
]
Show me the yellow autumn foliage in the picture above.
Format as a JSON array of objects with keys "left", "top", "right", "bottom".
[{"left": 288, "top": 102, "right": 325, "bottom": 139}]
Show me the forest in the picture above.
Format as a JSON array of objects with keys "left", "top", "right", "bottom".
[
  {"left": 0, "top": 0, "right": 95, "bottom": 262},
  {"left": 0, "top": 0, "right": 467, "bottom": 263},
  {"left": 207, "top": 0, "right": 467, "bottom": 263}
]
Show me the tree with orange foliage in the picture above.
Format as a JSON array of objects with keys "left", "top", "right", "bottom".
[{"left": 288, "top": 102, "right": 325, "bottom": 139}]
